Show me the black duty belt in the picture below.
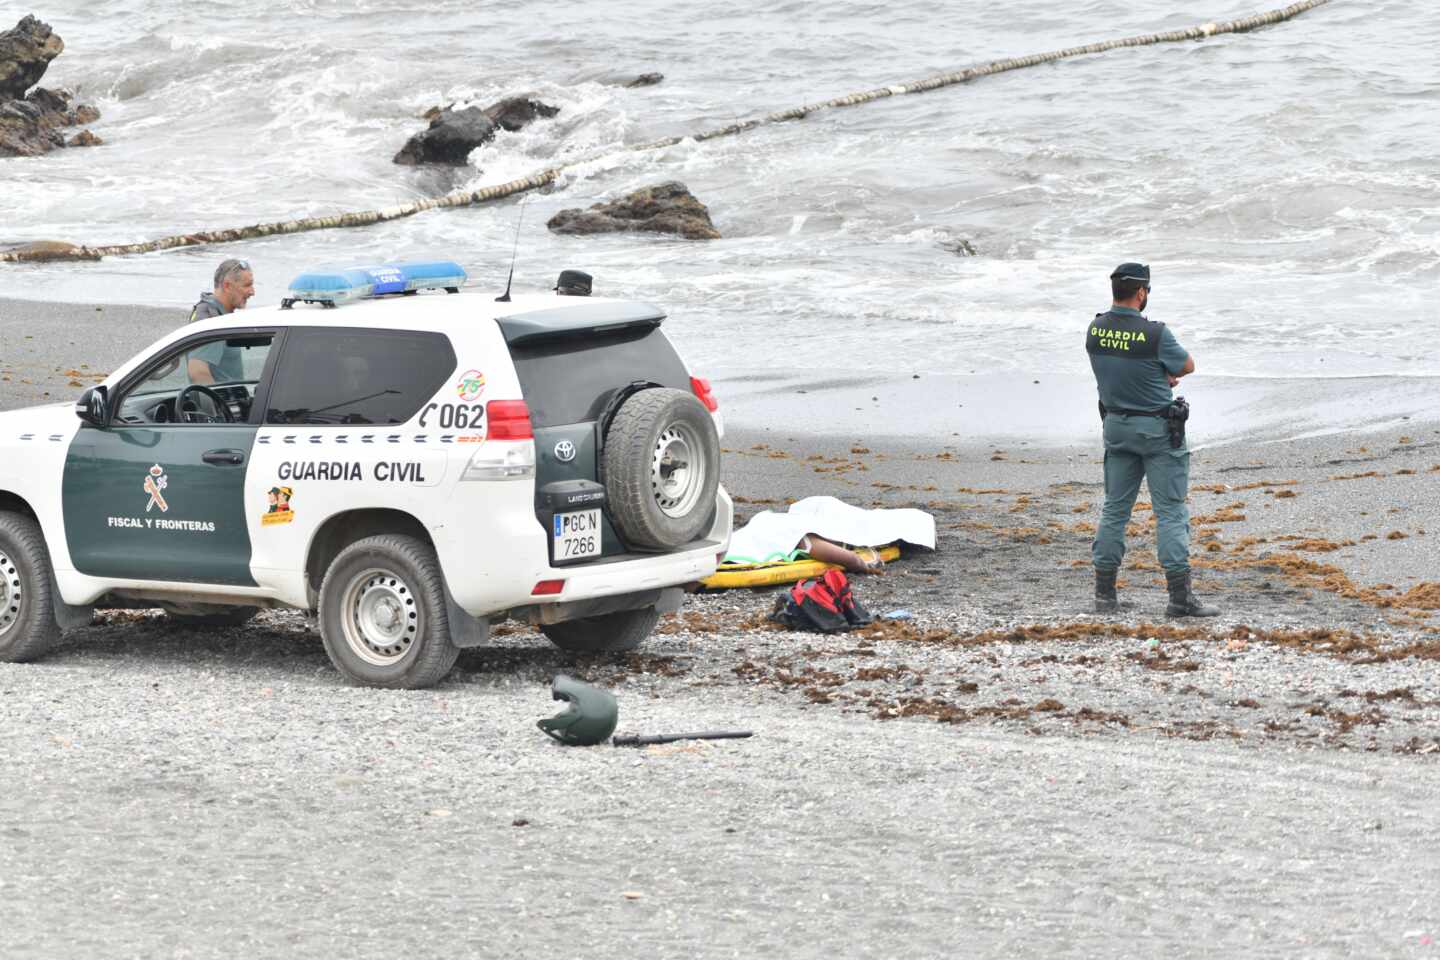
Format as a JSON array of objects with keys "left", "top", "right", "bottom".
[{"left": 1098, "top": 398, "right": 1190, "bottom": 449}]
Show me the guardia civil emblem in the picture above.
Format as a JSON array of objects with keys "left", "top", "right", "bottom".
[{"left": 143, "top": 464, "right": 169, "bottom": 513}]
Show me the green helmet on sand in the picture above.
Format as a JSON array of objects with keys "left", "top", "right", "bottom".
[{"left": 537, "top": 674, "right": 619, "bottom": 746}]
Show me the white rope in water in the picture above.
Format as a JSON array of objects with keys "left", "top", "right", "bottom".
[{"left": 1, "top": 0, "right": 1331, "bottom": 264}]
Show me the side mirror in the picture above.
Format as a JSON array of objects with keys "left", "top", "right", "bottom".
[{"left": 75, "top": 385, "right": 109, "bottom": 427}]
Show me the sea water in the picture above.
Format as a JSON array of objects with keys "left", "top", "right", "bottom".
[{"left": 1, "top": 0, "right": 1436, "bottom": 380}]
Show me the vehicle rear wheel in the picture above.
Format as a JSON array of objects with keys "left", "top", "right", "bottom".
[
  {"left": 603, "top": 388, "right": 720, "bottom": 550},
  {"left": 540, "top": 606, "right": 660, "bottom": 654},
  {"left": 317, "top": 534, "right": 459, "bottom": 688},
  {"left": 0, "top": 512, "right": 61, "bottom": 663}
]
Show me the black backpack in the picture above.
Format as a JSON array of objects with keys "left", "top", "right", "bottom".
[{"left": 770, "top": 569, "right": 872, "bottom": 633}]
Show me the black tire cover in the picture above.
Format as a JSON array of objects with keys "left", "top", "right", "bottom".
[{"left": 602, "top": 388, "right": 720, "bottom": 551}]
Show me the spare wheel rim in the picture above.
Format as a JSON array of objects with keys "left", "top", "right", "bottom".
[
  {"left": 652, "top": 421, "right": 705, "bottom": 519},
  {"left": 340, "top": 566, "right": 421, "bottom": 667},
  {"left": 0, "top": 549, "right": 20, "bottom": 638}
]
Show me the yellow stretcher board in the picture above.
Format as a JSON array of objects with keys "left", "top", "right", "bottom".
[{"left": 699, "top": 545, "right": 902, "bottom": 590}]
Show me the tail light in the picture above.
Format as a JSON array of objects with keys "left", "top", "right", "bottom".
[
  {"left": 461, "top": 399, "right": 535, "bottom": 481},
  {"left": 531, "top": 579, "right": 565, "bottom": 596},
  {"left": 690, "top": 376, "right": 719, "bottom": 412},
  {"left": 487, "top": 399, "right": 534, "bottom": 440}
]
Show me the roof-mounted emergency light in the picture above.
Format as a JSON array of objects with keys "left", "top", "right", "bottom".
[{"left": 281, "top": 260, "right": 468, "bottom": 309}]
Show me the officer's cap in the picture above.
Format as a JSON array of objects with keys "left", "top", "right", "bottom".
[
  {"left": 1109, "top": 262, "right": 1151, "bottom": 286},
  {"left": 555, "top": 269, "right": 593, "bottom": 296}
]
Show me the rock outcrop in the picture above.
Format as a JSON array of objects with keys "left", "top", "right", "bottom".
[
  {"left": 0, "top": 13, "right": 62, "bottom": 98},
  {"left": 0, "top": 15, "right": 101, "bottom": 158},
  {"left": 394, "top": 96, "right": 558, "bottom": 166},
  {"left": 547, "top": 182, "right": 721, "bottom": 241},
  {"left": 625, "top": 72, "right": 664, "bottom": 88}
]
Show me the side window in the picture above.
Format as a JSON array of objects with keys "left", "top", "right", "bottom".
[
  {"left": 266, "top": 328, "right": 457, "bottom": 426},
  {"left": 115, "top": 333, "right": 274, "bottom": 425}
]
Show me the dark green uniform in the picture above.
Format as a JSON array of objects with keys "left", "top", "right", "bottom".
[{"left": 1087, "top": 305, "right": 1192, "bottom": 574}]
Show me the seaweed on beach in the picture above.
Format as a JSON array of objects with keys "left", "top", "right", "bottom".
[{"left": 1193, "top": 502, "right": 1248, "bottom": 523}]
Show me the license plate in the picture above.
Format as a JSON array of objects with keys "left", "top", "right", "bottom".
[{"left": 553, "top": 509, "right": 602, "bottom": 561}]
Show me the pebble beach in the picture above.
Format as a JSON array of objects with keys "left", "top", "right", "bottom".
[{"left": 6, "top": 0, "right": 1440, "bottom": 951}]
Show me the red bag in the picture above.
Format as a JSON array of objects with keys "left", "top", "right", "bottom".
[{"left": 770, "top": 569, "right": 873, "bottom": 633}]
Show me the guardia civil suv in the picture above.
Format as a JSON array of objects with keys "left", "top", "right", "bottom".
[{"left": 0, "top": 261, "right": 732, "bottom": 688}]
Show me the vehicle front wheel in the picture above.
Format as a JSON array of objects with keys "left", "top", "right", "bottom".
[
  {"left": 540, "top": 606, "right": 660, "bottom": 654},
  {"left": 0, "top": 512, "right": 61, "bottom": 663},
  {"left": 317, "top": 534, "right": 459, "bottom": 688}
]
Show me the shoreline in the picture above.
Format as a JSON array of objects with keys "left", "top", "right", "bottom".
[
  {"left": 711, "top": 367, "right": 1440, "bottom": 449},
  {"left": 4, "top": 296, "right": 1440, "bottom": 447},
  {"left": 5, "top": 295, "right": 1438, "bottom": 623}
]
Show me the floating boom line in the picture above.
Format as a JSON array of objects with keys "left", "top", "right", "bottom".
[{"left": 0, "top": 0, "right": 1330, "bottom": 264}]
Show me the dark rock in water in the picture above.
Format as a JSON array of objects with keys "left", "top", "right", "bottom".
[
  {"left": 941, "top": 238, "right": 977, "bottom": 257},
  {"left": 22, "top": 84, "right": 67, "bottom": 114},
  {"left": 625, "top": 72, "right": 664, "bottom": 88},
  {"left": 394, "top": 105, "right": 494, "bottom": 166},
  {"left": 0, "top": 15, "right": 62, "bottom": 100},
  {"left": 67, "top": 128, "right": 101, "bottom": 147},
  {"left": 394, "top": 96, "right": 559, "bottom": 166},
  {"left": 0, "top": 16, "right": 102, "bottom": 158},
  {"left": 0, "top": 86, "right": 100, "bottom": 157},
  {"left": 547, "top": 181, "right": 721, "bottom": 241},
  {"left": 0, "top": 85, "right": 101, "bottom": 157},
  {"left": 485, "top": 96, "right": 558, "bottom": 132}
]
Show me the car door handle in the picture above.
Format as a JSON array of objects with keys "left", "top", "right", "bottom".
[{"left": 202, "top": 449, "right": 246, "bottom": 466}]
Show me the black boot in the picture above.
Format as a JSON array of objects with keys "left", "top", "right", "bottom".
[
  {"left": 1094, "top": 568, "right": 1119, "bottom": 614},
  {"left": 1166, "top": 569, "right": 1219, "bottom": 617}
]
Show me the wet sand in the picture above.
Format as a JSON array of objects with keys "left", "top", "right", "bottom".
[
  {"left": 3, "top": 295, "right": 1437, "bottom": 620},
  {"left": 2, "top": 293, "right": 1437, "bottom": 675},
  {"left": 712, "top": 366, "right": 1439, "bottom": 449},
  {"left": 5, "top": 293, "right": 1438, "bottom": 437}
]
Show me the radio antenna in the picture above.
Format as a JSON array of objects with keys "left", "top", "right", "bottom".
[{"left": 495, "top": 200, "right": 526, "bottom": 303}]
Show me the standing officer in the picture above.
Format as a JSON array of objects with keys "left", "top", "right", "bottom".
[{"left": 1087, "top": 263, "right": 1218, "bottom": 617}]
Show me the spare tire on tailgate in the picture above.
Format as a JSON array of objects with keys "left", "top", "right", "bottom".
[{"left": 602, "top": 387, "right": 720, "bottom": 550}]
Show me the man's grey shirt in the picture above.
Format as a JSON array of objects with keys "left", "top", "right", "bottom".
[{"left": 187, "top": 292, "right": 245, "bottom": 382}]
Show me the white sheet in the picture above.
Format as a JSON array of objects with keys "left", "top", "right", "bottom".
[{"left": 724, "top": 496, "right": 936, "bottom": 565}]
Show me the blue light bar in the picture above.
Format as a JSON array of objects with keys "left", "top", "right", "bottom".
[{"left": 282, "top": 260, "right": 468, "bottom": 308}]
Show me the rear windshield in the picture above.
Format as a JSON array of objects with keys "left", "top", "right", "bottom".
[{"left": 510, "top": 326, "right": 689, "bottom": 427}]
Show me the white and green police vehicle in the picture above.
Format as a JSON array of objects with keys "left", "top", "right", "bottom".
[{"left": 0, "top": 261, "right": 732, "bottom": 688}]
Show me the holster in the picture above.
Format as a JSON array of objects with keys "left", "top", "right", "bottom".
[{"left": 1166, "top": 397, "right": 1190, "bottom": 449}]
